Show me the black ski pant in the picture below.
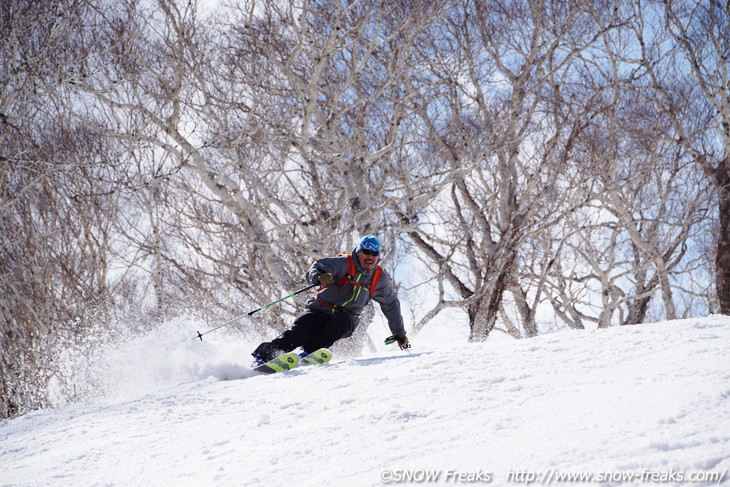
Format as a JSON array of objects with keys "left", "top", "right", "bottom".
[{"left": 253, "top": 309, "right": 357, "bottom": 360}]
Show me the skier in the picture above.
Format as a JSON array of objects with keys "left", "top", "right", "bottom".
[{"left": 252, "top": 235, "right": 409, "bottom": 364}]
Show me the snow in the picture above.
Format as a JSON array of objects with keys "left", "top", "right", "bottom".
[{"left": 2, "top": 316, "right": 730, "bottom": 486}]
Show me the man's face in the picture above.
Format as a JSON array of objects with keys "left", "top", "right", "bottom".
[{"left": 356, "top": 249, "right": 379, "bottom": 271}]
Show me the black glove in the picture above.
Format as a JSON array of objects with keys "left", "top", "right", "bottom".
[
  {"left": 318, "top": 272, "right": 335, "bottom": 287},
  {"left": 395, "top": 333, "right": 410, "bottom": 350}
]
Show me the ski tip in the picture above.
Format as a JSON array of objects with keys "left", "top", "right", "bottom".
[
  {"left": 301, "top": 348, "right": 332, "bottom": 366},
  {"left": 253, "top": 353, "right": 299, "bottom": 374}
]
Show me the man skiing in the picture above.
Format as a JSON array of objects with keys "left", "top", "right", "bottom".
[{"left": 252, "top": 235, "right": 409, "bottom": 364}]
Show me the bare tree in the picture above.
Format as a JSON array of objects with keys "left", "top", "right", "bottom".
[
  {"left": 542, "top": 156, "right": 711, "bottom": 329},
  {"left": 535, "top": 5, "right": 715, "bottom": 329},
  {"left": 74, "top": 0, "right": 448, "bottom": 343},
  {"left": 0, "top": 0, "right": 128, "bottom": 417},
  {"left": 484, "top": 0, "right": 715, "bottom": 334},
  {"left": 626, "top": 0, "right": 730, "bottom": 313},
  {"left": 400, "top": 0, "right": 616, "bottom": 340}
]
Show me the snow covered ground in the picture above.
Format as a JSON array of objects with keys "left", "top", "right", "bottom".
[{"left": 2, "top": 316, "right": 730, "bottom": 487}]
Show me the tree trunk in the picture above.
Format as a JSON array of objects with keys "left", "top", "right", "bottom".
[
  {"left": 716, "top": 163, "right": 730, "bottom": 314},
  {"left": 625, "top": 295, "right": 651, "bottom": 325},
  {"left": 469, "top": 261, "right": 515, "bottom": 341}
]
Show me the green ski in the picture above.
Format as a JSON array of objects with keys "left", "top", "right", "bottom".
[
  {"left": 253, "top": 353, "right": 299, "bottom": 374},
  {"left": 299, "top": 348, "right": 332, "bottom": 366}
]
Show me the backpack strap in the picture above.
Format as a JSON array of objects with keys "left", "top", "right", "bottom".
[
  {"left": 345, "top": 253, "right": 357, "bottom": 279},
  {"left": 369, "top": 266, "right": 382, "bottom": 297}
]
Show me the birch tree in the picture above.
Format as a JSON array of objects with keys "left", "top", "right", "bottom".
[
  {"left": 402, "top": 0, "right": 615, "bottom": 340},
  {"left": 77, "top": 0, "right": 446, "bottom": 337},
  {"left": 626, "top": 0, "right": 730, "bottom": 313},
  {"left": 1, "top": 0, "right": 124, "bottom": 417},
  {"left": 537, "top": 9, "right": 715, "bottom": 329}
]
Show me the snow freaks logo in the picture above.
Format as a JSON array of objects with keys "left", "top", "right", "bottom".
[{"left": 380, "top": 469, "right": 492, "bottom": 484}]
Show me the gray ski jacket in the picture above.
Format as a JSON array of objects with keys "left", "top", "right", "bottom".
[{"left": 305, "top": 252, "right": 406, "bottom": 337}]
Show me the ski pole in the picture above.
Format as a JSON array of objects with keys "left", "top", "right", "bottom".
[{"left": 195, "top": 283, "right": 318, "bottom": 341}]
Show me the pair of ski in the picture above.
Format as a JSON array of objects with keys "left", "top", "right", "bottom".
[{"left": 253, "top": 348, "right": 332, "bottom": 374}]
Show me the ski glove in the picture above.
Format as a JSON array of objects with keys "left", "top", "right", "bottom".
[
  {"left": 395, "top": 334, "right": 410, "bottom": 350},
  {"left": 318, "top": 272, "right": 335, "bottom": 287}
]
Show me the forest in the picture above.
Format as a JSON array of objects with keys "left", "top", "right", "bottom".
[{"left": 2, "top": 0, "right": 728, "bottom": 417}]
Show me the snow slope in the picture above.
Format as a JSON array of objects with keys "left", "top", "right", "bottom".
[{"left": 1, "top": 316, "right": 730, "bottom": 487}]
